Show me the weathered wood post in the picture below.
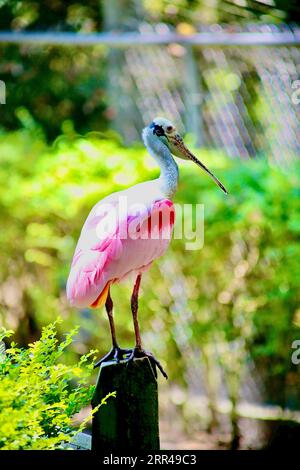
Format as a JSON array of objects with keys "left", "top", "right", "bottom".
[
  {"left": 183, "top": 45, "right": 204, "bottom": 147},
  {"left": 92, "top": 357, "right": 160, "bottom": 452},
  {"left": 103, "top": 0, "right": 141, "bottom": 142},
  {"left": 0, "top": 80, "right": 5, "bottom": 105}
]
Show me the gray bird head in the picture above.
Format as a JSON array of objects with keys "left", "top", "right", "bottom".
[{"left": 144, "top": 117, "right": 228, "bottom": 195}]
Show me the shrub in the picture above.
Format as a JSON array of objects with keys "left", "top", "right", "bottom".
[{"left": 0, "top": 319, "right": 115, "bottom": 450}]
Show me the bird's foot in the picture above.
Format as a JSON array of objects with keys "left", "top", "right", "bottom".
[
  {"left": 127, "top": 346, "right": 168, "bottom": 380},
  {"left": 94, "top": 346, "right": 132, "bottom": 368}
]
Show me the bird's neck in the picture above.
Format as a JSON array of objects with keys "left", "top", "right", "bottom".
[
  {"left": 156, "top": 149, "right": 179, "bottom": 199},
  {"left": 143, "top": 129, "right": 179, "bottom": 199}
]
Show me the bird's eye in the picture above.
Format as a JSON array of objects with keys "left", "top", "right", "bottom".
[
  {"left": 153, "top": 124, "right": 165, "bottom": 137},
  {"left": 166, "top": 126, "right": 173, "bottom": 133}
]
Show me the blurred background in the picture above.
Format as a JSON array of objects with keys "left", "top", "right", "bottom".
[{"left": 0, "top": 0, "right": 300, "bottom": 450}]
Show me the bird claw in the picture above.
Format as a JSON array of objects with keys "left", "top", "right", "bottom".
[
  {"left": 94, "top": 346, "right": 132, "bottom": 368},
  {"left": 94, "top": 346, "right": 168, "bottom": 380},
  {"left": 126, "top": 347, "right": 168, "bottom": 380}
]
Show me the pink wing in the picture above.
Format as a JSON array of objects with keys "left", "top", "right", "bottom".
[{"left": 66, "top": 197, "right": 175, "bottom": 308}]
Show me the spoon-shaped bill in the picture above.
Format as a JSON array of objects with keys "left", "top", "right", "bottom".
[{"left": 169, "top": 135, "right": 228, "bottom": 195}]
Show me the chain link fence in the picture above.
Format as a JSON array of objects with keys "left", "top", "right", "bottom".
[
  {"left": 110, "top": 24, "right": 300, "bottom": 165},
  {"left": 1, "top": 23, "right": 300, "bottom": 165}
]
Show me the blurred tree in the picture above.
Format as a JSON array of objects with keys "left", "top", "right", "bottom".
[
  {"left": 0, "top": 43, "right": 108, "bottom": 140},
  {"left": 0, "top": 1, "right": 103, "bottom": 32},
  {"left": 0, "top": 0, "right": 299, "bottom": 139},
  {"left": 142, "top": 0, "right": 300, "bottom": 24},
  {"left": 0, "top": 0, "right": 107, "bottom": 139}
]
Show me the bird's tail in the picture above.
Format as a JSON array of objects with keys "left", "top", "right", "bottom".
[{"left": 90, "top": 281, "right": 111, "bottom": 308}]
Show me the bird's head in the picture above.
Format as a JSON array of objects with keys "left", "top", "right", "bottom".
[{"left": 144, "top": 116, "right": 228, "bottom": 195}]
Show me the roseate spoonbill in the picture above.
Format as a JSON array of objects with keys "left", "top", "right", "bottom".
[{"left": 66, "top": 117, "right": 227, "bottom": 377}]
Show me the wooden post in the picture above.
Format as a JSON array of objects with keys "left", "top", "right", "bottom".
[
  {"left": 103, "top": 0, "right": 141, "bottom": 142},
  {"left": 92, "top": 357, "right": 160, "bottom": 452},
  {"left": 183, "top": 45, "right": 204, "bottom": 147},
  {"left": 0, "top": 80, "right": 5, "bottom": 104}
]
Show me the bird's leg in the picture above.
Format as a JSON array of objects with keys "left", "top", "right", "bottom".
[
  {"left": 129, "top": 274, "right": 168, "bottom": 379},
  {"left": 131, "top": 273, "right": 143, "bottom": 351},
  {"left": 106, "top": 289, "right": 118, "bottom": 350},
  {"left": 94, "top": 288, "right": 131, "bottom": 368}
]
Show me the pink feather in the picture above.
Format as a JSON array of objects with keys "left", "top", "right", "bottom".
[{"left": 66, "top": 197, "right": 175, "bottom": 308}]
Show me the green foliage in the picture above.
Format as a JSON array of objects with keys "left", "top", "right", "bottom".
[
  {"left": 0, "top": 319, "right": 115, "bottom": 450},
  {"left": 142, "top": 0, "right": 294, "bottom": 24},
  {"left": 0, "top": 1, "right": 106, "bottom": 139},
  {"left": 173, "top": 155, "right": 300, "bottom": 406},
  {"left": 0, "top": 44, "right": 108, "bottom": 140},
  {"left": 0, "top": 1, "right": 298, "bottom": 139}
]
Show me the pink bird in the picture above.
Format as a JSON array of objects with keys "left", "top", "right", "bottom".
[{"left": 66, "top": 117, "right": 227, "bottom": 377}]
